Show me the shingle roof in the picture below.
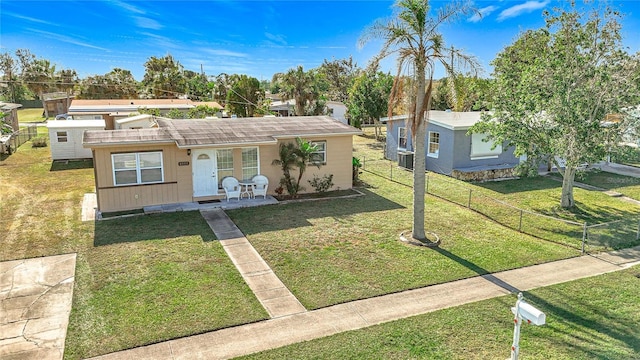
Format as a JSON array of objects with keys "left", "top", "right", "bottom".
[
  {"left": 83, "top": 128, "right": 174, "bottom": 147},
  {"left": 84, "top": 116, "right": 361, "bottom": 148}
]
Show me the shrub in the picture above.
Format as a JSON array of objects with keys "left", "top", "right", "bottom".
[
  {"left": 308, "top": 174, "right": 334, "bottom": 193},
  {"left": 31, "top": 137, "right": 48, "bottom": 148}
]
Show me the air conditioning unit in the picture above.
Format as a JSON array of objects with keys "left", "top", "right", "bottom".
[{"left": 398, "top": 151, "right": 414, "bottom": 170}]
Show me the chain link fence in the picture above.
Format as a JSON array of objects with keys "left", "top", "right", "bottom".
[{"left": 361, "top": 157, "right": 640, "bottom": 254}]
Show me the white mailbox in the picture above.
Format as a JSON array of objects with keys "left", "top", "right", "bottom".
[{"left": 509, "top": 293, "right": 546, "bottom": 360}]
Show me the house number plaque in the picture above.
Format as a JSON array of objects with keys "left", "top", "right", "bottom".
[{"left": 178, "top": 161, "right": 190, "bottom": 166}]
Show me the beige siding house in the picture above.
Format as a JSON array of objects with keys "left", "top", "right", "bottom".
[{"left": 84, "top": 116, "right": 361, "bottom": 212}]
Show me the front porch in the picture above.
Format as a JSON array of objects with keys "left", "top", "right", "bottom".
[{"left": 143, "top": 196, "right": 279, "bottom": 214}]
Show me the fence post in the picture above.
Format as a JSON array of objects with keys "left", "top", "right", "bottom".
[
  {"left": 390, "top": 162, "right": 393, "bottom": 181},
  {"left": 467, "top": 189, "right": 472, "bottom": 208},
  {"left": 518, "top": 210, "right": 523, "bottom": 232},
  {"left": 637, "top": 218, "right": 640, "bottom": 241},
  {"left": 581, "top": 222, "right": 587, "bottom": 255},
  {"left": 363, "top": 156, "right": 366, "bottom": 169}
]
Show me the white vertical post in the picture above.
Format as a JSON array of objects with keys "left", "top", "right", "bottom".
[{"left": 510, "top": 293, "right": 524, "bottom": 360}]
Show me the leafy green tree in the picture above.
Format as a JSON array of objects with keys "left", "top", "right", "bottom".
[
  {"left": 142, "top": 54, "right": 186, "bottom": 99},
  {"left": 188, "top": 105, "right": 219, "bottom": 119},
  {"left": 184, "top": 70, "right": 211, "bottom": 100},
  {"left": 432, "top": 76, "right": 492, "bottom": 111},
  {"left": 55, "top": 68, "right": 77, "bottom": 94},
  {"left": 346, "top": 65, "right": 393, "bottom": 138},
  {"left": 212, "top": 73, "right": 234, "bottom": 106},
  {"left": 317, "top": 57, "right": 359, "bottom": 103},
  {"left": 278, "top": 66, "right": 320, "bottom": 116},
  {"left": 226, "top": 75, "right": 263, "bottom": 117},
  {"left": 166, "top": 108, "right": 185, "bottom": 119},
  {"left": 360, "top": 0, "right": 479, "bottom": 241},
  {"left": 22, "top": 58, "right": 55, "bottom": 102},
  {"left": 77, "top": 68, "right": 138, "bottom": 99},
  {"left": 0, "top": 51, "right": 20, "bottom": 102},
  {"left": 136, "top": 107, "right": 161, "bottom": 116},
  {"left": 0, "top": 112, "right": 12, "bottom": 134},
  {"left": 472, "top": 4, "right": 640, "bottom": 208}
]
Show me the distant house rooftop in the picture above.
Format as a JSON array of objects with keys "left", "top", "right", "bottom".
[{"left": 381, "top": 110, "right": 489, "bottom": 130}]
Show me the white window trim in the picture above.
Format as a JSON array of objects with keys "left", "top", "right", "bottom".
[
  {"left": 241, "top": 147, "right": 260, "bottom": 181},
  {"left": 470, "top": 133, "right": 502, "bottom": 160},
  {"left": 56, "top": 131, "right": 68, "bottom": 143},
  {"left": 398, "top": 127, "right": 407, "bottom": 151},
  {"left": 310, "top": 140, "right": 327, "bottom": 164},
  {"left": 111, "top": 151, "right": 164, "bottom": 186},
  {"left": 216, "top": 148, "right": 234, "bottom": 187},
  {"left": 428, "top": 131, "right": 439, "bottom": 158}
]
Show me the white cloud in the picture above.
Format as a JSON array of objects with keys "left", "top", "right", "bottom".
[
  {"left": 468, "top": 5, "right": 499, "bottom": 23},
  {"left": 110, "top": 0, "right": 146, "bottom": 15},
  {"left": 497, "top": 0, "right": 550, "bottom": 21},
  {"left": 135, "top": 16, "right": 162, "bottom": 30},
  {"left": 203, "top": 49, "right": 249, "bottom": 58},
  {"left": 264, "top": 32, "right": 287, "bottom": 46},
  {"left": 5, "top": 12, "right": 56, "bottom": 26},
  {"left": 27, "top": 28, "right": 109, "bottom": 51}
]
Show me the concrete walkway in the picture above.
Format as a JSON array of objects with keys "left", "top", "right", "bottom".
[
  {"left": 200, "top": 209, "right": 306, "bottom": 319},
  {"left": 0, "top": 254, "right": 76, "bottom": 360},
  {"left": 89, "top": 235, "right": 640, "bottom": 360}
]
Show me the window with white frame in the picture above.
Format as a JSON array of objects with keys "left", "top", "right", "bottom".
[
  {"left": 241, "top": 147, "right": 259, "bottom": 181},
  {"left": 398, "top": 127, "right": 407, "bottom": 150},
  {"left": 56, "top": 131, "right": 68, "bottom": 143},
  {"left": 112, "top": 151, "right": 163, "bottom": 186},
  {"left": 428, "top": 132, "right": 440, "bottom": 158},
  {"left": 470, "top": 133, "right": 502, "bottom": 159},
  {"left": 310, "top": 141, "right": 327, "bottom": 164},
  {"left": 216, "top": 149, "right": 234, "bottom": 187}
]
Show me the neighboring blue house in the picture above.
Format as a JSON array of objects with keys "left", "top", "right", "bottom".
[{"left": 381, "top": 111, "right": 520, "bottom": 181}]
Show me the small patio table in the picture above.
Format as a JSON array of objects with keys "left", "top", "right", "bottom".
[{"left": 239, "top": 181, "right": 255, "bottom": 199}]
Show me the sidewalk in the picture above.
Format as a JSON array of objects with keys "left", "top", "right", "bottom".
[{"left": 89, "top": 242, "right": 640, "bottom": 360}]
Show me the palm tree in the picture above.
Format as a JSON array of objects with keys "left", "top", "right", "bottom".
[
  {"left": 279, "top": 66, "right": 316, "bottom": 116},
  {"left": 360, "top": 0, "right": 480, "bottom": 241}
]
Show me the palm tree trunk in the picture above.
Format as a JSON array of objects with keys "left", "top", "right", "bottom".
[{"left": 412, "top": 67, "right": 427, "bottom": 240}]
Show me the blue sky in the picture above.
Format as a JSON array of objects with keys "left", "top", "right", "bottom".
[{"left": 2, "top": 0, "right": 640, "bottom": 81}]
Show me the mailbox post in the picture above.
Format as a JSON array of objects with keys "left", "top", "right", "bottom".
[{"left": 510, "top": 292, "right": 545, "bottom": 360}]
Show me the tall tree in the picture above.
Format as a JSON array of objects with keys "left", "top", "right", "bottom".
[
  {"left": 22, "top": 58, "right": 56, "bottom": 102},
  {"left": 212, "top": 73, "right": 233, "bottom": 106},
  {"left": 77, "top": 68, "right": 138, "bottom": 99},
  {"left": 347, "top": 65, "right": 393, "bottom": 138},
  {"left": 317, "top": 57, "right": 359, "bottom": 103},
  {"left": 360, "top": 0, "right": 479, "bottom": 241},
  {"left": 0, "top": 52, "right": 19, "bottom": 102},
  {"left": 142, "top": 54, "right": 186, "bottom": 99},
  {"left": 279, "top": 65, "right": 319, "bottom": 116},
  {"left": 226, "top": 75, "right": 263, "bottom": 117},
  {"left": 55, "top": 68, "right": 78, "bottom": 94},
  {"left": 472, "top": 4, "right": 640, "bottom": 208},
  {"left": 184, "top": 70, "right": 210, "bottom": 100}
]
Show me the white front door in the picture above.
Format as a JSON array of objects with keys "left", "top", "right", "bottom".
[{"left": 193, "top": 149, "right": 218, "bottom": 197}]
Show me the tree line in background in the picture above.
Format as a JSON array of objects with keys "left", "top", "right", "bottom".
[{"left": 0, "top": 49, "right": 492, "bottom": 123}]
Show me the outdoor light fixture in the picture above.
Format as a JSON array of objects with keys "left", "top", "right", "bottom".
[{"left": 187, "top": 149, "right": 191, "bottom": 156}]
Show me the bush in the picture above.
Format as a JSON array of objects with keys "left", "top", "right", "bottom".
[
  {"left": 308, "top": 174, "right": 334, "bottom": 193},
  {"left": 31, "top": 137, "right": 48, "bottom": 148}
]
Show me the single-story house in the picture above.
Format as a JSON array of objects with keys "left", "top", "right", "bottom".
[
  {"left": 269, "top": 99, "right": 348, "bottom": 124},
  {"left": 47, "top": 120, "right": 106, "bottom": 160},
  {"left": 381, "top": 111, "right": 519, "bottom": 181},
  {"left": 68, "top": 99, "right": 223, "bottom": 130},
  {"left": 83, "top": 116, "right": 361, "bottom": 212}
]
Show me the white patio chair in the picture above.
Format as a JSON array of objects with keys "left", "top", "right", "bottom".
[
  {"left": 251, "top": 175, "right": 269, "bottom": 199},
  {"left": 221, "top": 176, "right": 241, "bottom": 201}
]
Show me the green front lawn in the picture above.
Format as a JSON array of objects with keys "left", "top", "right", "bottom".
[
  {"left": 570, "top": 170, "right": 640, "bottom": 201},
  {"left": 2, "top": 131, "right": 637, "bottom": 358},
  {"left": 240, "top": 266, "right": 640, "bottom": 360},
  {"left": 228, "top": 170, "right": 577, "bottom": 310},
  {"left": 17, "top": 108, "right": 46, "bottom": 122}
]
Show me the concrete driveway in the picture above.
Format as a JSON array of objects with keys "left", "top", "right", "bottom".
[{"left": 0, "top": 253, "right": 76, "bottom": 360}]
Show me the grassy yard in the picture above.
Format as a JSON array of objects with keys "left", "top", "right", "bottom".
[
  {"left": 17, "top": 107, "right": 47, "bottom": 122},
  {"left": 0, "top": 137, "right": 268, "bottom": 359},
  {"left": 239, "top": 266, "right": 640, "bottom": 360},
  {"left": 567, "top": 170, "right": 640, "bottom": 201},
  {"left": 2, "top": 130, "right": 637, "bottom": 358}
]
